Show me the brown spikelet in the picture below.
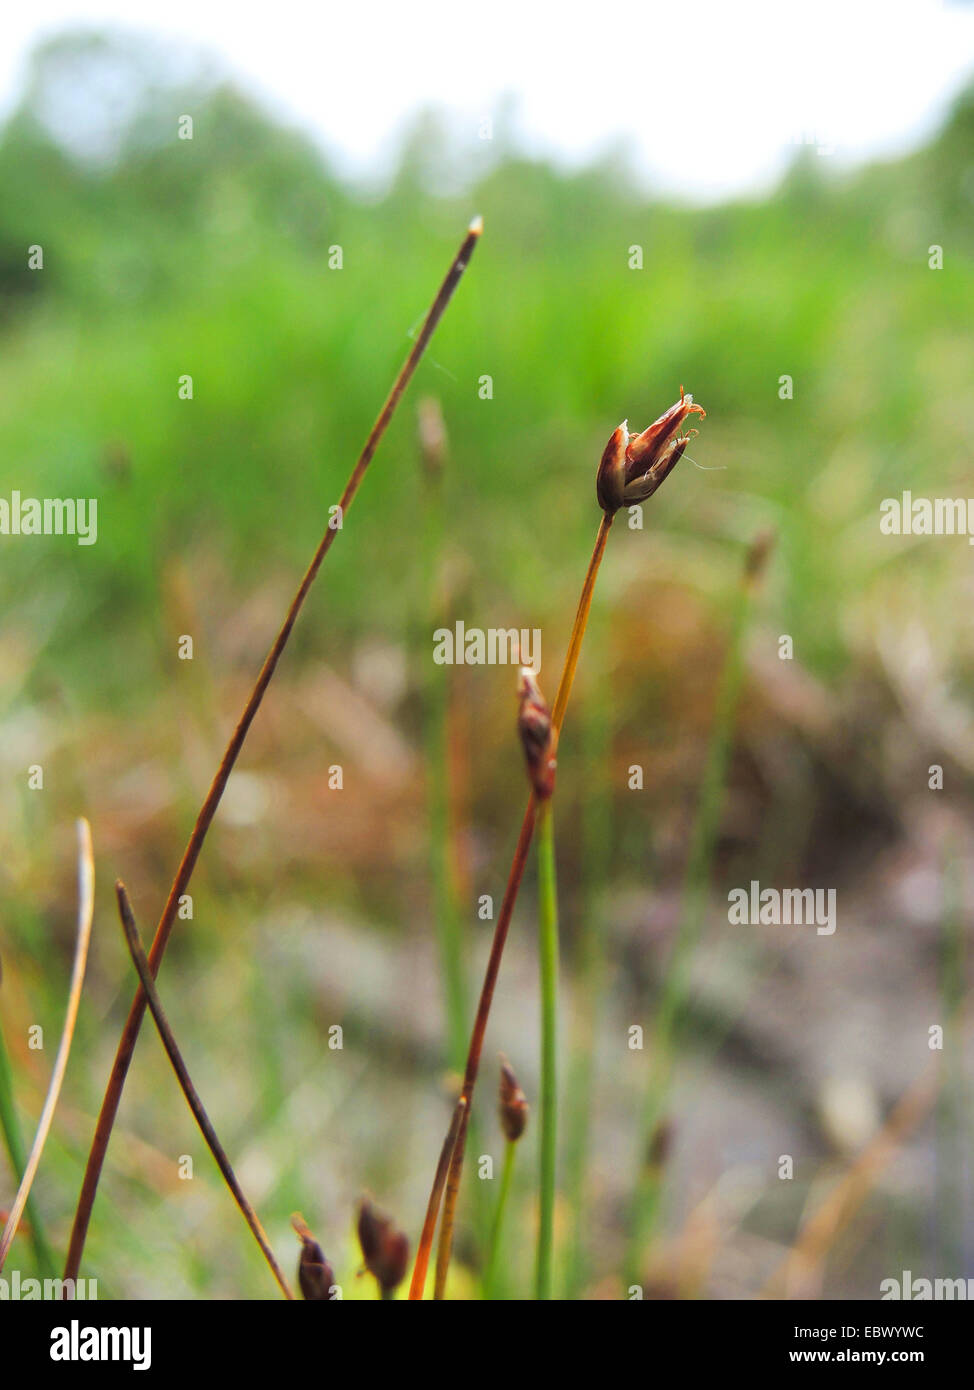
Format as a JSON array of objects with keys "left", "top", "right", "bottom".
[
  {"left": 357, "top": 1197, "right": 409, "bottom": 1298},
  {"left": 498, "top": 1056, "right": 529, "bottom": 1142},
  {"left": 596, "top": 387, "right": 706, "bottom": 514},
  {"left": 291, "top": 1214, "right": 335, "bottom": 1302},
  {"left": 645, "top": 1118, "right": 673, "bottom": 1172},
  {"left": 517, "top": 668, "right": 555, "bottom": 800}
]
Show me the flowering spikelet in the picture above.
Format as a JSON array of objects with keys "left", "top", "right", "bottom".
[
  {"left": 517, "top": 667, "right": 555, "bottom": 800},
  {"left": 596, "top": 386, "right": 706, "bottom": 514}
]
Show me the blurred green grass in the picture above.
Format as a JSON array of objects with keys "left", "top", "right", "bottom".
[{"left": 2, "top": 35, "right": 972, "bottom": 699}]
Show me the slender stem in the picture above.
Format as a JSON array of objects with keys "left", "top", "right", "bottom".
[
  {"left": 115, "top": 881, "right": 294, "bottom": 1300},
  {"left": 0, "top": 1019, "right": 56, "bottom": 1277},
  {"left": 550, "top": 513, "right": 613, "bottom": 737},
  {"left": 482, "top": 1140, "right": 516, "bottom": 1298},
  {"left": 407, "top": 1096, "right": 466, "bottom": 1301},
  {"left": 420, "top": 511, "right": 615, "bottom": 1299},
  {"left": 535, "top": 798, "right": 559, "bottom": 1300},
  {"left": 63, "top": 219, "right": 482, "bottom": 1283},
  {"left": 430, "top": 797, "right": 537, "bottom": 1298},
  {"left": 0, "top": 820, "right": 94, "bottom": 1274},
  {"left": 563, "top": 671, "right": 611, "bottom": 1298}
]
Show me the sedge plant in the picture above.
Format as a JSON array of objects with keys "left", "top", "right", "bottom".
[
  {"left": 517, "top": 669, "right": 559, "bottom": 1298},
  {"left": 64, "top": 218, "right": 483, "bottom": 1282},
  {"left": 411, "top": 388, "right": 707, "bottom": 1299},
  {"left": 482, "top": 1057, "right": 529, "bottom": 1297}
]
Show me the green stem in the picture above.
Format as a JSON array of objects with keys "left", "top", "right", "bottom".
[
  {"left": 0, "top": 1019, "right": 57, "bottom": 1278},
  {"left": 420, "top": 513, "right": 612, "bottom": 1300},
  {"left": 563, "top": 669, "right": 612, "bottom": 1299},
  {"left": 482, "top": 1140, "right": 516, "bottom": 1298},
  {"left": 535, "top": 798, "right": 559, "bottom": 1300}
]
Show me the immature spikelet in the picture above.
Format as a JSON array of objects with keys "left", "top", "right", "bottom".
[
  {"left": 498, "top": 1056, "right": 529, "bottom": 1142},
  {"left": 517, "top": 667, "right": 556, "bottom": 800},
  {"left": 596, "top": 386, "right": 706, "bottom": 514},
  {"left": 744, "top": 527, "right": 776, "bottom": 588},
  {"left": 357, "top": 1197, "right": 409, "bottom": 1297},
  {"left": 417, "top": 395, "right": 448, "bottom": 478},
  {"left": 645, "top": 1118, "right": 673, "bottom": 1172},
  {"left": 291, "top": 1213, "right": 335, "bottom": 1302}
]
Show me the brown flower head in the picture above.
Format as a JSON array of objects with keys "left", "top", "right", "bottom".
[
  {"left": 517, "top": 667, "right": 555, "bottom": 800},
  {"left": 357, "top": 1197, "right": 409, "bottom": 1297},
  {"left": 498, "top": 1056, "right": 529, "bottom": 1142},
  {"left": 596, "top": 386, "right": 706, "bottom": 514},
  {"left": 291, "top": 1213, "right": 335, "bottom": 1302}
]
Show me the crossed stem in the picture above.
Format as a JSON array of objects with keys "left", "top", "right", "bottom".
[{"left": 64, "top": 220, "right": 482, "bottom": 1284}]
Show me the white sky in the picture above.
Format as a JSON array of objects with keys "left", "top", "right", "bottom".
[{"left": 3, "top": 0, "right": 974, "bottom": 200}]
